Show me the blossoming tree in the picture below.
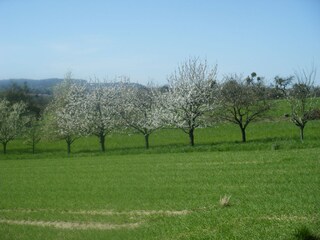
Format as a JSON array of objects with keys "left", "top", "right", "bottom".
[
  {"left": 85, "top": 80, "right": 119, "bottom": 152},
  {"left": 45, "top": 73, "right": 88, "bottom": 154},
  {"left": 0, "top": 99, "right": 27, "bottom": 154},
  {"left": 117, "top": 81, "right": 164, "bottom": 149},
  {"left": 164, "top": 57, "right": 218, "bottom": 146}
]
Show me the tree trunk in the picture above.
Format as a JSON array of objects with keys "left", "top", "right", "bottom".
[
  {"left": 300, "top": 125, "right": 304, "bottom": 142},
  {"left": 99, "top": 133, "right": 106, "bottom": 152},
  {"left": 144, "top": 134, "right": 149, "bottom": 149},
  {"left": 67, "top": 141, "right": 71, "bottom": 155},
  {"left": 3, "top": 142, "right": 7, "bottom": 154},
  {"left": 189, "top": 128, "right": 195, "bottom": 146},
  {"left": 240, "top": 126, "right": 246, "bottom": 142},
  {"left": 32, "top": 141, "right": 35, "bottom": 154}
]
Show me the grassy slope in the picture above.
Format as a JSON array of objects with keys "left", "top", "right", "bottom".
[
  {"left": 0, "top": 149, "right": 319, "bottom": 239},
  {"left": 0, "top": 103, "right": 319, "bottom": 239}
]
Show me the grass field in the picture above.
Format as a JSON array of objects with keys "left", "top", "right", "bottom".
[
  {"left": 3, "top": 119, "right": 320, "bottom": 156},
  {"left": 0, "top": 120, "right": 319, "bottom": 239}
]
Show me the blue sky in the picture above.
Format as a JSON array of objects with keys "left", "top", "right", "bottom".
[{"left": 0, "top": 0, "right": 319, "bottom": 85}]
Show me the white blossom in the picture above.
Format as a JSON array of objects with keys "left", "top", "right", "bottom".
[
  {"left": 0, "top": 99, "right": 27, "bottom": 154},
  {"left": 45, "top": 73, "right": 88, "bottom": 154},
  {"left": 117, "top": 81, "right": 164, "bottom": 149},
  {"left": 85, "top": 80, "right": 119, "bottom": 152},
  {"left": 163, "top": 57, "right": 218, "bottom": 146}
]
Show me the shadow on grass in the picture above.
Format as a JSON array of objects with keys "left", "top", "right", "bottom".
[
  {"left": 1, "top": 135, "right": 320, "bottom": 160},
  {"left": 294, "top": 226, "right": 320, "bottom": 240},
  {"left": 55, "top": 136, "right": 320, "bottom": 157}
]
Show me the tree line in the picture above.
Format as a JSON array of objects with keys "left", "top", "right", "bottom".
[{"left": 0, "top": 58, "right": 319, "bottom": 154}]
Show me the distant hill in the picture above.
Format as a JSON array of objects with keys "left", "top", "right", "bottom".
[
  {"left": 0, "top": 78, "right": 64, "bottom": 91},
  {"left": 0, "top": 78, "right": 147, "bottom": 95}
]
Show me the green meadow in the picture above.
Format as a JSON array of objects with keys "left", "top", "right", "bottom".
[{"left": 0, "top": 119, "right": 319, "bottom": 239}]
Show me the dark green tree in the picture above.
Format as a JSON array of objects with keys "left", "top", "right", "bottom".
[{"left": 3, "top": 82, "right": 42, "bottom": 117}]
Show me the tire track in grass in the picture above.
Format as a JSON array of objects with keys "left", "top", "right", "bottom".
[
  {"left": 0, "top": 219, "right": 141, "bottom": 230},
  {"left": 0, "top": 208, "right": 190, "bottom": 216},
  {"left": 69, "top": 209, "right": 191, "bottom": 216},
  {"left": 0, "top": 208, "right": 191, "bottom": 231},
  {"left": 259, "top": 215, "right": 317, "bottom": 222}
]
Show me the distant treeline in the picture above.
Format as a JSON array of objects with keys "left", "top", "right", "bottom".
[
  {"left": 0, "top": 78, "right": 64, "bottom": 94},
  {"left": 1, "top": 77, "right": 320, "bottom": 118}
]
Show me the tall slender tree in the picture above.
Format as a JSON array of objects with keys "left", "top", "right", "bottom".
[{"left": 24, "top": 114, "right": 42, "bottom": 154}]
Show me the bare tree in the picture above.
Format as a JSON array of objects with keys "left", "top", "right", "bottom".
[
  {"left": 274, "top": 75, "right": 294, "bottom": 98},
  {"left": 24, "top": 114, "right": 42, "bottom": 154},
  {"left": 290, "top": 67, "right": 317, "bottom": 141},
  {"left": 275, "top": 66, "right": 317, "bottom": 142},
  {"left": 164, "top": 57, "right": 218, "bottom": 146},
  {"left": 219, "top": 73, "right": 270, "bottom": 142}
]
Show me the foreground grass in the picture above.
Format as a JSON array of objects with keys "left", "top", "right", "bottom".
[{"left": 0, "top": 148, "right": 319, "bottom": 239}]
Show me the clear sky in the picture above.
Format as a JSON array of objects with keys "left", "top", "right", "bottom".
[{"left": 0, "top": 0, "right": 319, "bottom": 85}]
